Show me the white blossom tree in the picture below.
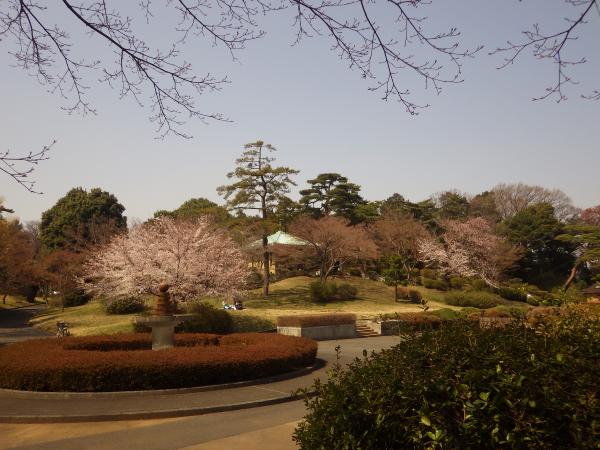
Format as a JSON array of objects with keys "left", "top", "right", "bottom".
[
  {"left": 418, "top": 217, "right": 522, "bottom": 288},
  {"left": 81, "top": 216, "right": 249, "bottom": 302}
]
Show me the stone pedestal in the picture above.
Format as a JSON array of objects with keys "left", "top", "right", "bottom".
[{"left": 134, "top": 315, "right": 186, "bottom": 350}]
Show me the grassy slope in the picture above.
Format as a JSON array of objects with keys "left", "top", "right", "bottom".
[
  {"left": 29, "top": 276, "right": 525, "bottom": 335},
  {"left": 239, "top": 276, "right": 513, "bottom": 320},
  {"left": 0, "top": 296, "right": 42, "bottom": 310}
]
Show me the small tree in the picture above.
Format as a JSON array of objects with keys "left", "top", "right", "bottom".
[
  {"left": 556, "top": 224, "right": 600, "bottom": 289},
  {"left": 217, "top": 141, "right": 298, "bottom": 296},
  {"left": 371, "top": 212, "right": 430, "bottom": 285},
  {"left": 418, "top": 217, "right": 521, "bottom": 288},
  {"left": 81, "top": 217, "right": 248, "bottom": 303},
  {"left": 291, "top": 216, "right": 377, "bottom": 281}
]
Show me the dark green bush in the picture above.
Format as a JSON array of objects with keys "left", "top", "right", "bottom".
[
  {"left": 62, "top": 289, "right": 91, "bottom": 307},
  {"left": 449, "top": 277, "right": 466, "bottom": 289},
  {"left": 468, "top": 279, "right": 490, "bottom": 291},
  {"left": 277, "top": 314, "right": 356, "bottom": 327},
  {"left": 309, "top": 281, "right": 358, "bottom": 303},
  {"left": 103, "top": 297, "right": 146, "bottom": 314},
  {"left": 408, "top": 289, "right": 422, "bottom": 304},
  {"left": 177, "top": 302, "right": 234, "bottom": 334},
  {"left": 495, "top": 286, "right": 528, "bottom": 302},
  {"left": 444, "top": 291, "right": 502, "bottom": 309},
  {"left": 421, "top": 278, "right": 448, "bottom": 291},
  {"left": 294, "top": 313, "right": 600, "bottom": 449},
  {"left": 420, "top": 268, "right": 437, "bottom": 279}
]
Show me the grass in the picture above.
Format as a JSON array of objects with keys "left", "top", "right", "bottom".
[
  {"left": 0, "top": 295, "right": 42, "bottom": 310},
  {"left": 30, "top": 301, "right": 137, "bottom": 336},
  {"left": 27, "top": 276, "right": 528, "bottom": 336}
]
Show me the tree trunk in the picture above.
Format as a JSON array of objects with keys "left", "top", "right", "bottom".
[
  {"left": 2, "top": 293, "right": 6, "bottom": 304},
  {"left": 563, "top": 261, "right": 581, "bottom": 290},
  {"left": 262, "top": 234, "right": 269, "bottom": 297},
  {"left": 394, "top": 282, "right": 398, "bottom": 302}
]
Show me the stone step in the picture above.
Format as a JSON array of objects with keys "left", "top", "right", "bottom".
[{"left": 355, "top": 325, "right": 380, "bottom": 338}]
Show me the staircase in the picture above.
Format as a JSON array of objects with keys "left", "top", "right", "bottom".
[{"left": 355, "top": 323, "right": 380, "bottom": 338}]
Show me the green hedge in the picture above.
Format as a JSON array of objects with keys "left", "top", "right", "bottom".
[
  {"left": 103, "top": 297, "right": 146, "bottom": 314},
  {"left": 0, "top": 333, "right": 317, "bottom": 392},
  {"left": 444, "top": 291, "right": 502, "bottom": 309},
  {"left": 421, "top": 278, "right": 448, "bottom": 291},
  {"left": 294, "top": 312, "right": 600, "bottom": 448},
  {"left": 277, "top": 313, "right": 356, "bottom": 328},
  {"left": 309, "top": 281, "right": 358, "bottom": 303}
]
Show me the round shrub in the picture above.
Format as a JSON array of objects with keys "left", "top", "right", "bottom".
[
  {"left": 495, "top": 286, "right": 527, "bottom": 302},
  {"left": 0, "top": 333, "right": 317, "bottom": 392},
  {"left": 444, "top": 291, "right": 502, "bottom": 309},
  {"left": 104, "top": 297, "right": 146, "bottom": 314},
  {"left": 309, "top": 281, "right": 358, "bottom": 303},
  {"left": 178, "top": 302, "right": 234, "bottom": 334},
  {"left": 421, "top": 278, "right": 448, "bottom": 291},
  {"left": 407, "top": 289, "right": 422, "bottom": 304},
  {"left": 449, "top": 277, "right": 466, "bottom": 290},
  {"left": 294, "top": 313, "right": 600, "bottom": 449},
  {"left": 62, "top": 289, "right": 91, "bottom": 307}
]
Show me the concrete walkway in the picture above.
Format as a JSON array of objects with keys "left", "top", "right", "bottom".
[
  {"left": 0, "top": 336, "right": 401, "bottom": 423},
  {"left": 0, "top": 305, "right": 51, "bottom": 345}
]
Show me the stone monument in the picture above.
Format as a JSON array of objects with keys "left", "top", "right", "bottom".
[{"left": 134, "top": 283, "right": 186, "bottom": 350}]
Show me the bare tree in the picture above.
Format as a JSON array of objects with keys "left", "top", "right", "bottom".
[
  {"left": 291, "top": 215, "right": 377, "bottom": 281},
  {"left": 492, "top": 183, "right": 579, "bottom": 222},
  {"left": 3, "top": 1, "right": 593, "bottom": 140},
  {"left": 0, "top": 141, "right": 53, "bottom": 193}
]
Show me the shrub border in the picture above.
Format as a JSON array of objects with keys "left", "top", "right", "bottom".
[{"left": 0, "top": 333, "right": 317, "bottom": 392}]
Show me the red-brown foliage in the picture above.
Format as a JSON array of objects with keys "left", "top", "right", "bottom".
[{"left": 0, "top": 333, "right": 317, "bottom": 392}]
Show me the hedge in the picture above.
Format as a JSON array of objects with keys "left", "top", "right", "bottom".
[
  {"left": 0, "top": 333, "right": 317, "bottom": 392},
  {"left": 444, "top": 290, "right": 502, "bottom": 309},
  {"left": 294, "top": 311, "right": 600, "bottom": 449},
  {"left": 277, "top": 314, "right": 356, "bottom": 328}
]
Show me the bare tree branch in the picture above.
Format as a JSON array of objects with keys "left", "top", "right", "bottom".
[
  {"left": 0, "top": 140, "right": 54, "bottom": 194},
  {"left": 491, "top": 0, "right": 599, "bottom": 102}
]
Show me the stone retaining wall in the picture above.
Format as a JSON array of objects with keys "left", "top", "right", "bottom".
[{"left": 277, "top": 324, "right": 356, "bottom": 340}]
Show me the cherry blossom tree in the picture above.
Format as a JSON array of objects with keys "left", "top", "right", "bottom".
[
  {"left": 418, "top": 217, "right": 521, "bottom": 288},
  {"left": 581, "top": 206, "right": 600, "bottom": 227},
  {"left": 81, "top": 216, "right": 249, "bottom": 302}
]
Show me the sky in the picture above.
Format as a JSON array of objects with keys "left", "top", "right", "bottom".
[{"left": 1, "top": 0, "right": 599, "bottom": 224}]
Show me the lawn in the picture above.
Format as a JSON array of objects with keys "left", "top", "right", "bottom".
[
  {"left": 0, "top": 295, "right": 42, "bottom": 310},
  {"left": 28, "top": 276, "right": 526, "bottom": 335}
]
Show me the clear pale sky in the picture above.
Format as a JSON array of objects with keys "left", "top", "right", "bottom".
[{"left": 1, "top": 0, "right": 599, "bottom": 223}]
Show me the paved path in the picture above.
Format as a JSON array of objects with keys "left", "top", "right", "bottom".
[
  {"left": 0, "top": 305, "right": 51, "bottom": 345},
  {"left": 0, "top": 336, "right": 401, "bottom": 422}
]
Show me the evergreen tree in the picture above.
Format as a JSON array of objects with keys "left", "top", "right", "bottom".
[{"left": 217, "top": 141, "right": 298, "bottom": 296}]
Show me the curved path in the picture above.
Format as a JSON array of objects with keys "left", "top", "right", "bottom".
[
  {"left": 0, "top": 336, "right": 400, "bottom": 423},
  {"left": 0, "top": 305, "right": 51, "bottom": 345}
]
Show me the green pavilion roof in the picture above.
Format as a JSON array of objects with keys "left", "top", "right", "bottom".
[{"left": 250, "top": 230, "right": 309, "bottom": 247}]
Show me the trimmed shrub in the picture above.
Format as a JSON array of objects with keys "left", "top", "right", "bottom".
[
  {"left": 495, "top": 286, "right": 527, "bottom": 302},
  {"left": 0, "top": 333, "right": 317, "bottom": 392},
  {"left": 468, "top": 279, "right": 489, "bottom": 291},
  {"left": 103, "top": 297, "right": 146, "bottom": 315},
  {"left": 277, "top": 314, "right": 356, "bottom": 328},
  {"left": 294, "top": 312, "right": 600, "bottom": 449},
  {"left": 177, "top": 302, "right": 234, "bottom": 334},
  {"left": 231, "top": 315, "right": 276, "bottom": 333},
  {"left": 449, "top": 277, "right": 466, "bottom": 290},
  {"left": 420, "top": 268, "right": 437, "bottom": 279},
  {"left": 421, "top": 278, "right": 448, "bottom": 291},
  {"left": 407, "top": 289, "right": 422, "bottom": 304},
  {"left": 309, "top": 281, "right": 358, "bottom": 303},
  {"left": 62, "top": 289, "right": 91, "bottom": 307},
  {"left": 444, "top": 291, "right": 502, "bottom": 309}
]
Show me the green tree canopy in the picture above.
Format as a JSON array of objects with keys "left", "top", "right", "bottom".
[
  {"left": 500, "top": 203, "right": 574, "bottom": 288},
  {"left": 154, "top": 197, "right": 231, "bottom": 223},
  {"left": 299, "top": 173, "right": 366, "bottom": 222},
  {"left": 435, "top": 191, "right": 470, "bottom": 220},
  {"left": 40, "top": 187, "right": 126, "bottom": 251}
]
